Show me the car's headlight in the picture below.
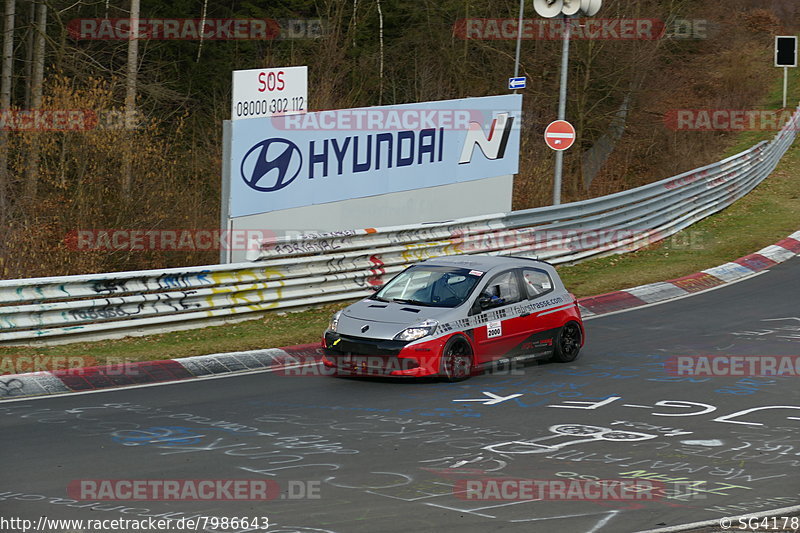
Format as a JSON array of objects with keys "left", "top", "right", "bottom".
[
  {"left": 394, "top": 319, "right": 438, "bottom": 342},
  {"left": 328, "top": 311, "right": 342, "bottom": 332}
]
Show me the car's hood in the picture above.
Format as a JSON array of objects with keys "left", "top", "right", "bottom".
[
  {"left": 342, "top": 299, "right": 444, "bottom": 325},
  {"left": 337, "top": 299, "right": 453, "bottom": 340}
]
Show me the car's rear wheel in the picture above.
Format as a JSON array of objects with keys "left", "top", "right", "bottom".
[
  {"left": 440, "top": 337, "right": 473, "bottom": 382},
  {"left": 552, "top": 321, "right": 583, "bottom": 363}
]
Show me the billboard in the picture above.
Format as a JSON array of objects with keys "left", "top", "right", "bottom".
[{"left": 228, "top": 95, "right": 522, "bottom": 218}]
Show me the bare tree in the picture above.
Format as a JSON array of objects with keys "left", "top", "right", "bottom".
[
  {"left": 125, "top": 0, "right": 140, "bottom": 130},
  {"left": 0, "top": 0, "right": 15, "bottom": 217},
  {"left": 24, "top": 0, "right": 45, "bottom": 200},
  {"left": 24, "top": 0, "right": 32, "bottom": 107},
  {"left": 376, "top": 0, "right": 383, "bottom": 105},
  {"left": 351, "top": 0, "right": 358, "bottom": 45},
  {"left": 196, "top": 0, "right": 208, "bottom": 62},
  {"left": 122, "top": 0, "right": 139, "bottom": 195}
]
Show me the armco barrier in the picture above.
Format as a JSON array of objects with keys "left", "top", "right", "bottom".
[{"left": 1, "top": 106, "right": 798, "bottom": 345}]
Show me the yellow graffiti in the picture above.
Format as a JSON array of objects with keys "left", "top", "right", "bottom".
[{"left": 204, "top": 267, "right": 286, "bottom": 316}]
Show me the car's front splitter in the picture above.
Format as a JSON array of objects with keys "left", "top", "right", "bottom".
[{"left": 322, "top": 332, "right": 447, "bottom": 377}]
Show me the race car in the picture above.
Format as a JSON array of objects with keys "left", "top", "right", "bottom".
[{"left": 321, "top": 255, "right": 585, "bottom": 381}]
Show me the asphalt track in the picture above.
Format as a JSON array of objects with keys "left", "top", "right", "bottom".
[{"left": 1, "top": 256, "right": 799, "bottom": 533}]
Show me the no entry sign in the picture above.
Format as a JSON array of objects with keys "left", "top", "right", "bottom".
[{"left": 544, "top": 120, "right": 576, "bottom": 151}]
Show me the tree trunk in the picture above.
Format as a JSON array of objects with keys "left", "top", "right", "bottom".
[
  {"left": 24, "top": 0, "right": 32, "bottom": 107},
  {"left": 122, "top": 0, "right": 140, "bottom": 195},
  {"left": 376, "top": 0, "right": 383, "bottom": 105},
  {"left": 24, "top": 0, "right": 45, "bottom": 200},
  {"left": 0, "top": 0, "right": 14, "bottom": 108},
  {"left": 0, "top": 0, "right": 15, "bottom": 217},
  {"left": 196, "top": 0, "right": 208, "bottom": 62}
]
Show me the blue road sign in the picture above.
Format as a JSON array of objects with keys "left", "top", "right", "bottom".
[{"left": 508, "top": 77, "right": 526, "bottom": 90}]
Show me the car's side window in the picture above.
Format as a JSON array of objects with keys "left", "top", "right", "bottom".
[
  {"left": 521, "top": 268, "right": 554, "bottom": 299},
  {"left": 483, "top": 270, "right": 523, "bottom": 306}
]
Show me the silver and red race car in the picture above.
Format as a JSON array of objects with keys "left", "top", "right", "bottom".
[{"left": 321, "top": 255, "right": 585, "bottom": 381}]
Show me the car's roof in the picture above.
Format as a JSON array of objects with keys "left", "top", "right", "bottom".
[{"left": 420, "top": 254, "right": 554, "bottom": 272}]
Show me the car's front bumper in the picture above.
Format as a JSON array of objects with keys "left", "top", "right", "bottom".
[{"left": 322, "top": 331, "right": 444, "bottom": 377}]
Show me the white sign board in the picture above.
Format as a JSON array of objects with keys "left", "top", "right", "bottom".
[
  {"left": 231, "top": 66, "right": 307, "bottom": 121},
  {"left": 228, "top": 94, "right": 521, "bottom": 218}
]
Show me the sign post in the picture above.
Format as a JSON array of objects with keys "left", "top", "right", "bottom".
[
  {"left": 512, "top": 0, "right": 525, "bottom": 94},
  {"left": 775, "top": 36, "right": 797, "bottom": 109},
  {"left": 552, "top": 14, "right": 572, "bottom": 205},
  {"left": 220, "top": 121, "right": 232, "bottom": 264},
  {"left": 533, "top": 0, "right": 603, "bottom": 205}
]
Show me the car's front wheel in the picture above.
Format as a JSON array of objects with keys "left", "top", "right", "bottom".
[
  {"left": 552, "top": 321, "right": 583, "bottom": 363},
  {"left": 440, "top": 336, "right": 473, "bottom": 382}
]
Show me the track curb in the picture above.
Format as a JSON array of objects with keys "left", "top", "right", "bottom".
[{"left": 576, "top": 230, "right": 800, "bottom": 317}]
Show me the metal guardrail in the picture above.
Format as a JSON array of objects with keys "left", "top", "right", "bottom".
[{"left": 2, "top": 106, "right": 798, "bottom": 344}]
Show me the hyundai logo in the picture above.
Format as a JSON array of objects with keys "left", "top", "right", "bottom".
[
  {"left": 361, "top": 324, "right": 370, "bottom": 333},
  {"left": 241, "top": 138, "right": 303, "bottom": 192}
]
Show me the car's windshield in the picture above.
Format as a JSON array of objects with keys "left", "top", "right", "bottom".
[{"left": 373, "top": 266, "right": 482, "bottom": 308}]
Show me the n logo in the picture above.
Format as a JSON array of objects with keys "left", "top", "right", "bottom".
[{"left": 459, "top": 113, "right": 514, "bottom": 164}]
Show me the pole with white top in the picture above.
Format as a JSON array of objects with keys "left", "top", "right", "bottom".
[{"left": 533, "top": 0, "right": 602, "bottom": 205}]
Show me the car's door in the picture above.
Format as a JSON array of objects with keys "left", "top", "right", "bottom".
[
  {"left": 470, "top": 268, "right": 530, "bottom": 364},
  {"left": 511, "top": 267, "right": 567, "bottom": 356}
]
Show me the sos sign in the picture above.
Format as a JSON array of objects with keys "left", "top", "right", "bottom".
[
  {"left": 258, "top": 70, "right": 285, "bottom": 92},
  {"left": 231, "top": 66, "right": 307, "bottom": 121}
]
